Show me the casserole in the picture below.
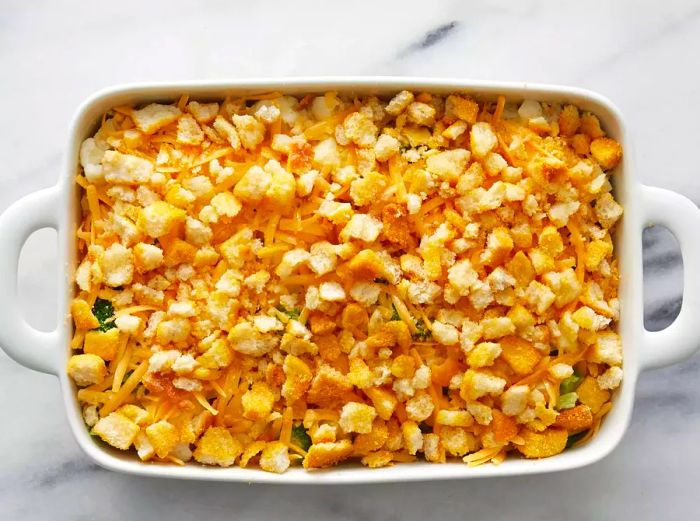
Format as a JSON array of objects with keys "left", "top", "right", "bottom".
[{"left": 1, "top": 77, "right": 699, "bottom": 483}]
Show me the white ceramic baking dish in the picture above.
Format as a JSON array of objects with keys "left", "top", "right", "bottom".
[{"left": 1, "top": 78, "right": 699, "bottom": 484}]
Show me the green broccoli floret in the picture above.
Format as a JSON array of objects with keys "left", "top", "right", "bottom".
[
  {"left": 559, "top": 371, "right": 583, "bottom": 395},
  {"left": 92, "top": 298, "right": 116, "bottom": 332},
  {"left": 412, "top": 319, "right": 432, "bottom": 341},
  {"left": 277, "top": 305, "right": 301, "bottom": 320},
  {"left": 291, "top": 424, "right": 312, "bottom": 451},
  {"left": 556, "top": 392, "right": 578, "bottom": 411},
  {"left": 566, "top": 430, "right": 588, "bottom": 449}
]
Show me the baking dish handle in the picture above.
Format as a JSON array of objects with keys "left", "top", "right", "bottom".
[
  {"left": 0, "top": 187, "right": 61, "bottom": 375},
  {"left": 641, "top": 185, "right": 700, "bottom": 370}
]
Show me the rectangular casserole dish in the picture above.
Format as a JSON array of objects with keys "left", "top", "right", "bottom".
[{"left": 1, "top": 77, "right": 699, "bottom": 484}]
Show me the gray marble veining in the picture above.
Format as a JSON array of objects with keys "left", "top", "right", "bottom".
[{"left": 1, "top": 0, "right": 698, "bottom": 519}]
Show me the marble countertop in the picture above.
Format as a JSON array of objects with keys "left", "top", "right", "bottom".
[{"left": 1, "top": 0, "right": 699, "bottom": 519}]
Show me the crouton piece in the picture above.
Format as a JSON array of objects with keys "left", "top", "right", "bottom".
[
  {"left": 426, "top": 149, "right": 470, "bottom": 182},
  {"left": 516, "top": 428, "right": 568, "bottom": 458},
  {"left": 401, "top": 421, "right": 424, "bottom": 455},
  {"left": 506, "top": 251, "right": 535, "bottom": 287},
  {"left": 134, "top": 431, "right": 155, "bottom": 461},
  {"left": 213, "top": 115, "right": 241, "bottom": 149},
  {"left": 234, "top": 165, "right": 272, "bottom": 203},
  {"left": 423, "top": 433, "right": 445, "bottom": 463},
  {"left": 445, "top": 94, "right": 479, "bottom": 123},
  {"left": 339, "top": 402, "right": 377, "bottom": 433},
  {"left": 232, "top": 114, "right": 265, "bottom": 150},
  {"left": 84, "top": 328, "right": 121, "bottom": 361},
  {"left": 585, "top": 240, "right": 613, "bottom": 271},
  {"left": 353, "top": 420, "right": 390, "bottom": 455},
  {"left": 340, "top": 214, "right": 383, "bottom": 243},
  {"left": 319, "top": 282, "right": 346, "bottom": 302},
  {"left": 102, "top": 151, "right": 154, "bottom": 185},
  {"left": 259, "top": 442, "right": 291, "bottom": 473},
  {"left": 145, "top": 420, "right": 179, "bottom": 458},
  {"left": 344, "top": 112, "right": 378, "bottom": 147},
  {"left": 406, "top": 102, "right": 436, "bottom": 126},
  {"left": 133, "top": 242, "right": 164, "bottom": 273},
  {"left": 470, "top": 122, "right": 498, "bottom": 158},
  {"left": 138, "top": 201, "right": 186, "bottom": 238},
  {"left": 317, "top": 200, "right": 353, "bottom": 225},
  {"left": 440, "top": 426, "right": 478, "bottom": 456},
  {"left": 460, "top": 369, "right": 507, "bottom": 401},
  {"left": 481, "top": 318, "right": 516, "bottom": 340},
  {"left": 507, "top": 304, "right": 536, "bottom": 332},
  {"left": 405, "top": 392, "right": 435, "bottom": 422},
  {"left": 381, "top": 203, "right": 415, "bottom": 250},
  {"left": 501, "top": 384, "right": 529, "bottom": 416},
  {"left": 93, "top": 412, "right": 140, "bottom": 450},
  {"left": 364, "top": 387, "right": 398, "bottom": 420},
  {"left": 595, "top": 192, "right": 623, "bottom": 229},
  {"left": 242, "top": 382, "right": 276, "bottom": 420},
  {"left": 99, "top": 243, "right": 134, "bottom": 287},
  {"left": 579, "top": 113, "right": 605, "bottom": 139},
  {"left": 71, "top": 298, "right": 99, "bottom": 330},
  {"left": 156, "top": 317, "right": 191, "bottom": 344},
  {"left": 590, "top": 137, "right": 622, "bottom": 170},
  {"left": 549, "top": 363, "right": 574, "bottom": 380},
  {"left": 576, "top": 377, "right": 610, "bottom": 413},
  {"left": 385, "top": 90, "right": 415, "bottom": 116},
  {"left": 193, "top": 426, "right": 242, "bottom": 467},
  {"left": 442, "top": 120, "right": 468, "bottom": 140},
  {"left": 132, "top": 103, "right": 181, "bottom": 134},
  {"left": 542, "top": 268, "right": 582, "bottom": 308},
  {"left": 265, "top": 160, "right": 296, "bottom": 207},
  {"left": 525, "top": 280, "right": 556, "bottom": 315},
  {"left": 499, "top": 336, "right": 541, "bottom": 375},
  {"left": 597, "top": 366, "right": 623, "bottom": 390},
  {"left": 282, "top": 354, "right": 312, "bottom": 403},
  {"left": 303, "top": 439, "right": 353, "bottom": 469},
  {"left": 436, "top": 409, "right": 473, "bottom": 427},
  {"left": 361, "top": 451, "right": 394, "bottom": 468},
  {"left": 350, "top": 170, "right": 388, "bottom": 207},
  {"left": 177, "top": 115, "right": 204, "bottom": 145},
  {"left": 117, "top": 404, "right": 150, "bottom": 426},
  {"left": 554, "top": 404, "right": 593, "bottom": 433},
  {"left": 229, "top": 321, "right": 277, "bottom": 357},
  {"left": 67, "top": 354, "right": 107, "bottom": 387},
  {"left": 559, "top": 105, "right": 581, "bottom": 137},
  {"left": 307, "top": 365, "right": 353, "bottom": 408},
  {"left": 187, "top": 101, "right": 219, "bottom": 123},
  {"left": 431, "top": 321, "right": 459, "bottom": 345},
  {"left": 374, "top": 134, "right": 400, "bottom": 162},
  {"left": 467, "top": 341, "right": 502, "bottom": 368},
  {"left": 482, "top": 227, "right": 513, "bottom": 266},
  {"left": 572, "top": 133, "right": 591, "bottom": 155},
  {"left": 309, "top": 313, "right": 336, "bottom": 335},
  {"left": 571, "top": 306, "right": 611, "bottom": 331}
]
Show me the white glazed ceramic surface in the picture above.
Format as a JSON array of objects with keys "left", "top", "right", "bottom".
[{"left": 0, "top": 78, "right": 698, "bottom": 484}]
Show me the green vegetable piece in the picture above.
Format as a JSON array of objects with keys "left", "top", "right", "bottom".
[
  {"left": 277, "top": 305, "right": 301, "bottom": 320},
  {"left": 92, "top": 298, "right": 116, "bottom": 332},
  {"left": 566, "top": 430, "right": 588, "bottom": 449},
  {"left": 557, "top": 392, "right": 578, "bottom": 410},
  {"left": 390, "top": 304, "right": 401, "bottom": 321},
  {"left": 291, "top": 424, "right": 311, "bottom": 451},
  {"left": 412, "top": 320, "right": 432, "bottom": 341},
  {"left": 559, "top": 372, "right": 583, "bottom": 395}
]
